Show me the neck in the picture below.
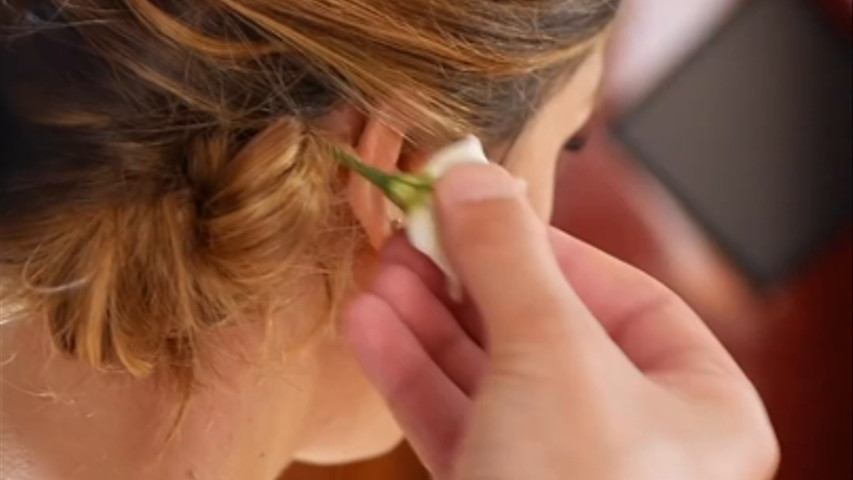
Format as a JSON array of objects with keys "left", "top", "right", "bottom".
[{"left": 1, "top": 307, "right": 328, "bottom": 480}]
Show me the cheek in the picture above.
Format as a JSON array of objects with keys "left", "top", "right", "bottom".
[{"left": 504, "top": 146, "right": 561, "bottom": 221}]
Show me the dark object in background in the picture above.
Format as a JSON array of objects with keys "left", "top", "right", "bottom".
[{"left": 615, "top": 0, "right": 852, "bottom": 285}]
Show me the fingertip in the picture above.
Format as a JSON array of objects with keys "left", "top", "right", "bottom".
[
  {"left": 432, "top": 163, "right": 537, "bottom": 263},
  {"left": 371, "top": 262, "right": 445, "bottom": 313},
  {"left": 434, "top": 163, "right": 523, "bottom": 211},
  {"left": 342, "top": 292, "right": 398, "bottom": 353},
  {"left": 372, "top": 263, "right": 414, "bottom": 300},
  {"left": 380, "top": 233, "right": 448, "bottom": 298}
]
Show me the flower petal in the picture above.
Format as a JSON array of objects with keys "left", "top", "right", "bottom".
[
  {"left": 424, "top": 135, "right": 490, "bottom": 178},
  {"left": 405, "top": 136, "right": 489, "bottom": 299}
]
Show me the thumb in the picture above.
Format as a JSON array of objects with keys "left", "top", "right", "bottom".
[{"left": 434, "top": 164, "right": 601, "bottom": 351}]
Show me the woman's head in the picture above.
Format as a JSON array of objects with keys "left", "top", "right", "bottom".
[{"left": 0, "top": 0, "right": 617, "bottom": 390}]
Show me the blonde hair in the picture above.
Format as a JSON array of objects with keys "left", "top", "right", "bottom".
[{"left": 0, "top": 0, "right": 618, "bottom": 387}]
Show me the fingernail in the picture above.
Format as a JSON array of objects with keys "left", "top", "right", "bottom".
[{"left": 438, "top": 164, "right": 527, "bottom": 205}]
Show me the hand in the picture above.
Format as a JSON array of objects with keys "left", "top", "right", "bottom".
[{"left": 343, "top": 164, "right": 779, "bottom": 480}]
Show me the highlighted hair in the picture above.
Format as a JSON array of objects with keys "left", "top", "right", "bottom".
[{"left": 0, "top": 0, "right": 618, "bottom": 388}]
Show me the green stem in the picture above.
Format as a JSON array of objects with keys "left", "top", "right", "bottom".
[{"left": 335, "top": 150, "right": 433, "bottom": 212}]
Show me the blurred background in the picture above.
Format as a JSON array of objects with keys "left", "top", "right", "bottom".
[{"left": 283, "top": 0, "right": 852, "bottom": 478}]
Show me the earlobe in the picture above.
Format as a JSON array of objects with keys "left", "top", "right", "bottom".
[{"left": 347, "top": 115, "right": 406, "bottom": 249}]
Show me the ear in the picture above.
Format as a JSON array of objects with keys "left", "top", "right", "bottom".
[{"left": 348, "top": 115, "right": 406, "bottom": 250}]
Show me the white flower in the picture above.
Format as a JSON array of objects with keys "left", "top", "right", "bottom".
[
  {"left": 404, "top": 135, "right": 489, "bottom": 300},
  {"left": 336, "top": 135, "right": 489, "bottom": 299}
]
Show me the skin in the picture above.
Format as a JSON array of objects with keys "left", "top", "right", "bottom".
[
  {"left": 346, "top": 167, "right": 781, "bottom": 480},
  {"left": 0, "top": 41, "right": 778, "bottom": 480},
  {"left": 343, "top": 46, "right": 780, "bottom": 479}
]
